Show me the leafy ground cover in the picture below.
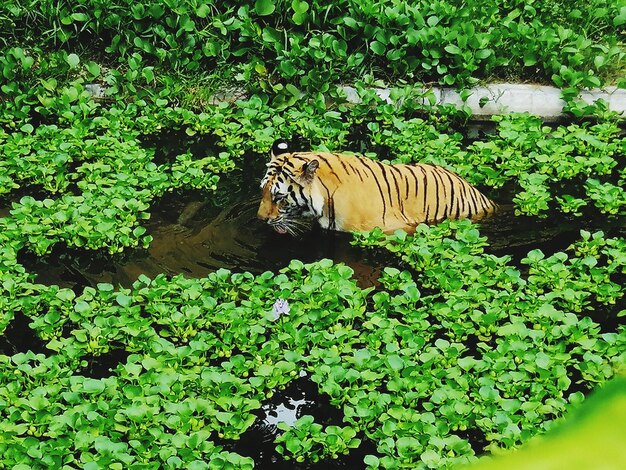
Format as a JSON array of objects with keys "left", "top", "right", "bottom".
[
  {"left": 1, "top": 0, "right": 626, "bottom": 468},
  {"left": 1, "top": 0, "right": 625, "bottom": 96},
  {"left": 1, "top": 225, "right": 625, "bottom": 468},
  {"left": 1, "top": 78, "right": 626, "bottom": 469},
  {"left": 0, "top": 0, "right": 624, "bottom": 129}
]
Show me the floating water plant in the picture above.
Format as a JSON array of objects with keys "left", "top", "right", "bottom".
[{"left": 1, "top": 2, "right": 625, "bottom": 467}]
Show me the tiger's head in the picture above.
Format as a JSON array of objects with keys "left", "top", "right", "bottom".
[{"left": 257, "top": 141, "right": 320, "bottom": 235}]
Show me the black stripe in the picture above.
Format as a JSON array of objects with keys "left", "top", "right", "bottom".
[
  {"left": 328, "top": 195, "right": 336, "bottom": 229},
  {"left": 389, "top": 166, "right": 405, "bottom": 210},
  {"left": 315, "top": 154, "right": 342, "bottom": 184},
  {"left": 290, "top": 155, "right": 309, "bottom": 165},
  {"left": 431, "top": 167, "right": 440, "bottom": 222},
  {"left": 438, "top": 170, "right": 456, "bottom": 220},
  {"left": 298, "top": 186, "right": 310, "bottom": 209},
  {"left": 391, "top": 166, "right": 413, "bottom": 224},
  {"left": 358, "top": 157, "right": 387, "bottom": 222},
  {"left": 407, "top": 165, "right": 420, "bottom": 199},
  {"left": 434, "top": 168, "right": 449, "bottom": 220},
  {"left": 352, "top": 165, "right": 365, "bottom": 182},
  {"left": 336, "top": 157, "right": 352, "bottom": 176},
  {"left": 374, "top": 161, "right": 395, "bottom": 210},
  {"left": 442, "top": 170, "right": 460, "bottom": 219},
  {"left": 347, "top": 161, "right": 365, "bottom": 181},
  {"left": 402, "top": 170, "right": 410, "bottom": 200},
  {"left": 467, "top": 188, "right": 479, "bottom": 215},
  {"left": 477, "top": 191, "right": 494, "bottom": 214},
  {"left": 449, "top": 172, "right": 469, "bottom": 216},
  {"left": 317, "top": 178, "right": 335, "bottom": 227},
  {"left": 418, "top": 166, "right": 429, "bottom": 221}
]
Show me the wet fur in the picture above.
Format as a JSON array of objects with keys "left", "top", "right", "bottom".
[{"left": 258, "top": 151, "right": 497, "bottom": 234}]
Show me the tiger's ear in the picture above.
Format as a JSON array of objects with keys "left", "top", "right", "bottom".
[{"left": 302, "top": 159, "right": 319, "bottom": 182}]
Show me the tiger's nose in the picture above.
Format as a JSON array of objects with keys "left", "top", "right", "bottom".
[
  {"left": 257, "top": 209, "right": 268, "bottom": 221},
  {"left": 257, "top": 195, "right": 277, "bottom": 222},
  {"left": 257, "top": 203, "right": 273, "bottom": 222}
]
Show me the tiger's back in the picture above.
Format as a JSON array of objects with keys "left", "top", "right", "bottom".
[{"left": 258, "top": 147, "right": 497, "bottom": 235}]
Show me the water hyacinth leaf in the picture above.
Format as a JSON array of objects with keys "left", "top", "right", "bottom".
[
  {"left": 291, "top": 0, "right": 309, "bottom": 24},
  {"left": 81, "top": 378, "right": 106, "bottom": 394},
  {"left": 386, "top": 354, "right": 405, "bottom": 371},
  {"left": 66, "top": 53, "right": 80, "bottom": 68},
  {"left": 116, "top": 293, "right": 133, "bottom": 307},
  {"left": 254, "top": 0, "right": 275, "bottom": 16},
  {"left": 370, "top": 41, "right": 386, "bottom": 55},
  {"left": 535, "top": 352, "right": 552, "bottom": 369},
  {"left": 85, "top": 61, "right": 101, "bottom": 77},
  {"left": 74, "top": 301, "right": 91, "bottom": 314}
]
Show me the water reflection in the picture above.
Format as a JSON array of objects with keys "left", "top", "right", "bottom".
[
  {"left": 16, "top": 181, "right": 626, "bottom": 292},
  {"left": 15, "top": 184, "right": 381, "bottom": 290}
]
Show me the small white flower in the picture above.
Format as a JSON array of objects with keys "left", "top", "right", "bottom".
[{"left": 271, "top": 299, "right": 290, "bottom": 321}]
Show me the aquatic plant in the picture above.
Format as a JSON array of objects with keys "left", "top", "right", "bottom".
[{"left": 0, "top": 1, "right": 625, "bottom": 467}]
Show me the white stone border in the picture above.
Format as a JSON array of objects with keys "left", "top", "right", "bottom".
[
  {"left": 341, "top": 84, "right": 626, "bottom": 121},
  {"left": 86, "top": 82, "right": 626, "bottom": 121}
]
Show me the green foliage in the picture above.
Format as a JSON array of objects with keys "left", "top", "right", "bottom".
[
  {"left": 275, "top": 416, "right": 361, "bottom": 463},
  {"left": 465, "top": 375, "right": 626, "bottom": 470},
  {"left": 2, "top": 243, "right": 625, "bottom": 468},
  {"left": 369, "top": 113, "right": 626, "bottom": 218},
  {"left": 0, "top": 118, "right": 235, "bottom": 255},
  {"left": 0, "top": 78, "right": 624, "bottom": 467},
  {"left": 0, "top": 0, "right": 624, "bottom": 97},
  {"left": 0, "top": 1, "right": 625, "bottom": 468}
]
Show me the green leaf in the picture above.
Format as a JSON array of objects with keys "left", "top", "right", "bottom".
[
  {"left": 291, "top": 0, "right": 309, "bottom": 24},
  {"left": 535, "top": 352, "right": 552, "bottom": 369},
  {"left": 85, "top": 61, "right": 101, "bottom": 77},
  {"left": 614, "top": 7, "right": 626, "bottom": 26},
  {"left": 71, "top": 13, "right": 89, "bottom": 22},
  {"left": 74, "top": 301, "right": 92, "bottom": 314},
  {"left": 82, "top": 378, "right": 106, "bottom": 394},
  {"left": 142, "top": 67, "right": 155, "bottom": 82},
  {"left": 291, "top": 0, "right": 309, "bottom": 14},
  {"left": 196, "top": 4, "right": 211, "bottom": 18},
  {"left": 444, "top": 45, "right": 462, "bottom": 55},
  {"left": 66, "top": 53, "right": 80, "bottom": 68},
  {"left": 56, "top": 289, "right": 76, "bottom": 302},
  {"left": 116, "top": 293, "right": 133, "bottom": 307},
  {"left": 254, "top": 0, "right": 275, "bottom": 16},
  {"left": 387, "top": 354, "right": 404, "bottom": 371},
  {"left": 370, "top": 41, "right": 386, "bottom": 55}
]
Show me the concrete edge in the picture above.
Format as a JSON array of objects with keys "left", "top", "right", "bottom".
[
  {"left": 85, "top": 82, "right": 626, "bottom": 122},
  {"left": 341, "top": 84, "right": 626, "bottom": 121},
  {"left": 342, "top": 83, "right": 626, "bottom": 121}
]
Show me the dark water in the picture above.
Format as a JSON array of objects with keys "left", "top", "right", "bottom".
[
  {"left": 12, "top": 128, "right": 626, "bottom": 292},
  {"left": 18, "top": 167, "right": 625, "bottom": 293},
  {"left": 5, "top": 131, "right": 626, "bottom": 469},
  {"left": 218, "top": 376, "right": 380, "bottom": 469},
  {"left": 17, "top": 183, "right": 382, "bottom": 290}
]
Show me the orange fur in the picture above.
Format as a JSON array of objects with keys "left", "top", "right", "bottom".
[{"left": 258, "top": 151, "right": 497, "bottom": 234}]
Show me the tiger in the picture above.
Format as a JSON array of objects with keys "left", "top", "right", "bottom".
[{"left": 257, "top": 141, "right": 497, "bottom": 235}]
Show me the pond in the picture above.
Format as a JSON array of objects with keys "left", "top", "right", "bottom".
[
  {"left": 6, "top": 130, "right": 626, "bottom": 468},
  {"left": 17, "top": 127, "right": 626, "bottom": 293}
]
